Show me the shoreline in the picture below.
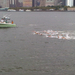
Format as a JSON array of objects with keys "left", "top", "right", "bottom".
[{"left": 0, "top": 10, "right": 75, "bottom": 12}]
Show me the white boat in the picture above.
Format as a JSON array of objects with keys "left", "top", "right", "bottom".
[
  {"left": 0, "top": 16, "right": 16, "bottom": 27},
  {"left": 26, "top": 9, "right": 31, "bottom": 12},
  {"left": 19, "top": 9, "right": 24, "bottom": 12},
  {"left": 0, "top": 22, "right": 16, "bottom": 27},
  {"left": 7, "top": 9, "right": 16, "bottom": 12}
]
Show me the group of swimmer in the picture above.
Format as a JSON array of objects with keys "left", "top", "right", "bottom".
[{"left": 33, "top": 30, "right": 75, "bottom": 40}]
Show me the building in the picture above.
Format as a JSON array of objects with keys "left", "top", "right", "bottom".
[
  {"left": 36, "top": 0, "right": 40, "bottom": 6},
  {"left": 0, "top": 0, "right": 9, "bottom": 8},
  {"left": 74, "top": 0, "right": 75, "bottom": 6},
  {"left": 32, "top": 0, "right": 37, "bottom": 7},
  {"left": 32, "top": 0, "right": 35, "bottom": 7},
  {"left": 15, "top": 0, "right": 19, "bottom": 7},
  {"left": 23, "top": 0, "right": 32, "bottom": 7},
  {"left": 67, "top": 7, "right": 75, "bottom": 11},
  {"left": 0, "top": 0, "right": 4, "bottom": 7},
  {"left": 62, "top": 0, "right": 66, "bottom": 6},
  {"left": 5, "top": 0, "right": 9, "bottom": 7},
  {"left": 58, "top": 0, "right": 63, "bottom": 6},
  {"left": 54, "top": 0, "right": 59, "bottom": 6},
  {"left": 1, "top": 0, "right": 75, "bottom": 8},
  {"left": 32, "top": 0, "right": 69, "bottom": 7},
  {"left": 45, "top": 0, "right": 55, "bottom": 6},
  {"left": 40, "top": 0, "right": 46, "bottom": 7},
  {"left": 66, "top": 0, "right": 74, "bottom": 7},
  {"left": 9, "top": 0, "right": 23, "bottom": 7},
  {"left": 19, "top": 0, "right": 23, "bottom": 2}
]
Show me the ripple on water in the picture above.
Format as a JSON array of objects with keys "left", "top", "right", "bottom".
[{"left": 1, "top": 66, "right": 23, "bottom": 72}]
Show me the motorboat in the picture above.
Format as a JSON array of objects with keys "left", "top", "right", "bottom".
[
  {"left": 19, "top": 9, "right": 24, "bottom": 12},
  {"left": 7, "top": 9, "right": 16, "bottom": 12},
  {"left": 0, "top": 16, "right": 16, "bottom": 27},
  {"left": 25, "top": 9, "right": 31, "bottom": 12},
  {"left": 0, "top": 22, "right": 16, "bottom": 27}
]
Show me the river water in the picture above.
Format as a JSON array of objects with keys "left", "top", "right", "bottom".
[{"left": 0, "top": 12, "right": 75, "bottom": 75}]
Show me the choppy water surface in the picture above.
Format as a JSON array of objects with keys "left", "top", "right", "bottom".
[{"left": 0, "top": 12, "right": 75, "bottom": 75}]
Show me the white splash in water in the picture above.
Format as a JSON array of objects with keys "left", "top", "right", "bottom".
[{"left": 33, "top": 30, "right": 75, "bottom": 40}]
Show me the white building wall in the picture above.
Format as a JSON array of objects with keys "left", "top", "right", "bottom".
[
  {"left": 45, "top": 0, "right": 55, "bottom": 6},
  {"left": 66, "top": 0, "right": 74, "bottom": 7},
  {"left": 0, "top": 0, "right": 3, "bottom": 7},
  {"left": 0, "top": 0, "right": 9, "bottom": 8}
]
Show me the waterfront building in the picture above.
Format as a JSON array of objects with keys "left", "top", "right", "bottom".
[
  {"left": 0, "top": 0, "right": 75, "bottom": 8},
  {"left": 9, "top": 0, "right": 22, "bottom": 7},
  {"left": 32, "top": 0, "right": 35, "bottom": 7},
  {"left": 45, "top": 0, "right": 55, "bottom": 6},
  {"left": 33, "top": 0, "right": 46, "bottom": 7},
  {"left": 36, "top": 0, "right": 40, "bottom": 6},
  {"left": 54, "top": 0, "right": 65, "bottom": 6},
  {"left": 16, "top": 0, "right": 19, "bottom": 7},
  {"left": 0, "top": 0, "right": 9, "bottom": 8},
  {"left": 54, "top": 0, "right": 59, "bottom": 6},
  {"left": 40, "top": 0, "right": 46, "bottom": 7},
  {"left": 19, "top": 0, "right": 23, "bottom": 2},
  {"left": 62, "top": 0, "right": 66, "bottom": 6},
  {"left": 23, "top": 0, "right": 32, "bottom": 7},
  {"left": 66, "top": 0, "right": 74, "bottom": 7},
  {"left": 0, "top": 0, "right": 4, "bottom": 7},
  {"left": 9, "top": 0, "right": 15, "bottom": 7},
  {"left": 58, "top": 0, "right": 64, "bottom": 6},
  {"left": 32, "top": 0, "right": 37, "bottom": 7},
  {"left": 5, "top": 0, "right": 9, "bottom": 7},
  {"left": 67, "top": 7, "right": 75, "bottom": 11},
  {"left": 74, "top": 0, "right": 75, "bottom": 6}
]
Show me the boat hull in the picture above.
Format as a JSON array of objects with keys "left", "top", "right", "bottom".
[{"left": 0, "top": 23, "right": 16, "bottom": 27}]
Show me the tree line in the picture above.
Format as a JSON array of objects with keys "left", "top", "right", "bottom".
[{"left": 10, "top": 6, "right": 73, "bottom": 11}]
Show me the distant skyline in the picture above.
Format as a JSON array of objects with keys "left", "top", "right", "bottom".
[
  {"left": 0, "top": 0, "right": 75, "bottom": 8},
  {"left": 19, "top": 0, "right": 23, "bottom": 2}
]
